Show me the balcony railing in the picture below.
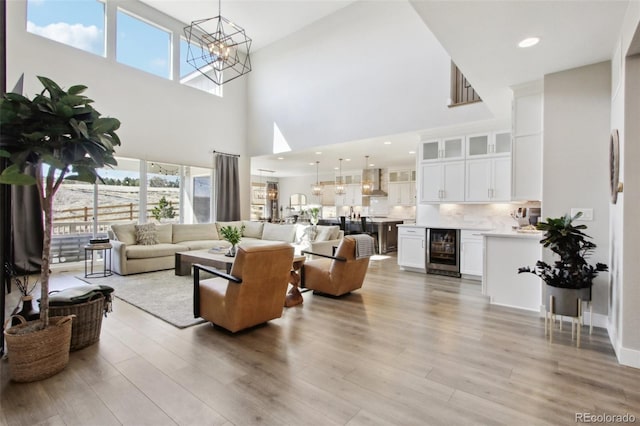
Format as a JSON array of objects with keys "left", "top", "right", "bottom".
[
  {"left": 50, "top": 201, "right": 179, "bottom": 263},
  {"left": 450, "top": 62, "right": 482, "bottom": 107}
]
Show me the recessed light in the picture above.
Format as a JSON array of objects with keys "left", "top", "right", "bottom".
[
  {"left": 345, "top": 158, "right": 351, "bottom": 162},
  {"left": 315, "top": 151, "right": 322, "bottom": 155},
  {"left": 384, "top": 141, "right": 392, "bottom": 145},
  {"left": 277, "top": 157, "right": 284, "bottom": 160},
  {"left": 334, "top": 167, "right": 339, "bottom": 170},
  {"left": 409, "top": 151, "right": 416, "bottom": 154},
  {"left": 308, "top": 162, "right": 315, "bottom": 165},
  {"left": 518, "top": 37, "right": 540, "bottom": 48},
  {"left": 369, "top": 163, "right": 375, "bottom": 167}
]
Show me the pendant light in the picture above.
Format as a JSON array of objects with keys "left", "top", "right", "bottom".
[
  {"left": 335, "top": 158, "right": 346, "bottom": 195},
  {"left": 184, "top": 0, "right": 252, "bottom": 86},
  {"left": 361, "top": 155, "right": 372, "bottom": 196},
  {"left": 311, "top": 161, "right": 323, "bottom": 196}
]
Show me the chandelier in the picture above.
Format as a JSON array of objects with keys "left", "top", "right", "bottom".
[
  {"left": 311, "top": 161, "right": 323, "bottom": 197},
  {"left": 267, "top": 184, "right": 278, "bottom": 201},
  {"left": 361, "top": 155, "right": 372, "bottom": 196},
  {"left": 183, "top": 0, "right": 252, "bottom": 86},
  {"left": 335, "top": 158, "right": 346, "bottom": 195}
]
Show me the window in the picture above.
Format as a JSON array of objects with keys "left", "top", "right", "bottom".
[
  {"left": 147, "top": 162, "right": 181, "bottom": 223},
  {"left": 117, "top": 9, "right": 171, "bottom": 79},
  {"left": 27, "top": 0, "right": 105, "bottom": 56},
  {"left": 97, "top": 157, "right": 142, "bottom": 228},
  {"left": 449, "top": 62, "right": 482, "bottom": 107},
  {"left": 180, "top": 38, "right": 222, "bottom": 96}
]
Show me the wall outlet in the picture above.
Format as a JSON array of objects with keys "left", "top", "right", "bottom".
[{"left": 570, "top": 208, "right": 593, "bottom": 221}]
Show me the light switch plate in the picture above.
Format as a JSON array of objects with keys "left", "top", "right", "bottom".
[{"left": 571, "top": 208, "right": 593, "bottom": 221}]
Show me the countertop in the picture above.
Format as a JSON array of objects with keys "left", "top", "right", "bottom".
[
  {"left": 481, "top": 230, "right": 543, "bottom": 239},
  {"left": 397, "top": 223, "right": 494, "bottom": 231},
  {"left": 321, "top": 217, "right": 408, "bottom": 224}
]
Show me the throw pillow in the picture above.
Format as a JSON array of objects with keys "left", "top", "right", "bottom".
[
  {"left": 314, "top": 226, "right": 334, "bottom": 242},
  {"left": 111, "top": 223, "right": 137, "bottom": 245},
  {"left": 314, "top": 225, "right": 339, "bottom": 242},
  {"left": 295, "top": 225, "right": 316, "bottom": 244},
  {"left": 242, "top": 220, "right": 264, "bottom": 238},
  {"left": 135, "top": 223, "right": 159, "bottom": 245}
]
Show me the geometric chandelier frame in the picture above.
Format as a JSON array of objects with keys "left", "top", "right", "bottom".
[{"left": 183, "top": 0, "right": 252, "bottom": 86}]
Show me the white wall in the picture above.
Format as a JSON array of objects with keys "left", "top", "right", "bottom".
[
  {"left": 246, "top": 1, "right": 493, "bottom": 157},
  {"left": 6, "top": 0, "right": 251, "bottom": 219},
  {"left": 610, "top": 0, "right": 640, "bottom": 367},
  {"left": 542, "top": 61, "right": 611, "bottom": 316}
]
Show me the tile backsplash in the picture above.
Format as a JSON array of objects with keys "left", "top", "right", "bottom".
[{"left": 420, "top": 202, "right": 542, "bottom": 231}]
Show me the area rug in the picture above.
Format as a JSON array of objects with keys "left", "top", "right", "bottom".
[{"left": 78, "top": 270, "right": 206, "bottom": 329}]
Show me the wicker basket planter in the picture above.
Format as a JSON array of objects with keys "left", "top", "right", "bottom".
[
  {"left": 49, "top": 295, "right": 105, "bottom": 351},
  {"left": 4, "top": 315, "right": 74, "bottom": 383}
]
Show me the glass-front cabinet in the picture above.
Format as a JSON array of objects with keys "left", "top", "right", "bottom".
[
  {"left": 421, "top": 136, "right": 465, "bottom": 162},
  {"left": 466, "top": 131, "right": 511, "bottom": 158}
]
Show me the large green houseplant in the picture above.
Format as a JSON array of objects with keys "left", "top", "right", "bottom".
[
  {"left": 518, "top": 212, "right": 608, "bottom": 316},
  {"left": 0, "top": 76, "right": 120, "bottom": 380}
]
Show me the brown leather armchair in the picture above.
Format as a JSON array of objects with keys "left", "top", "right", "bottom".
[
  {"left": 302, "top": 236, "right": 372, "bottom": 296},
  {"left": 193, "top": 243, "right": 294, "bottom": 333}
]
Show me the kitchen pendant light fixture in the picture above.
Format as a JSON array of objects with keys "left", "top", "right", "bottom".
[
  {"left": 184, "top": 0, "right": 252, "bottom": 86},
  {"left": 361, "top": 155, "right": 372, "bottom": 196},
  {"left": 335, "top": 158, "right": 346, "bottom": 195},
  {"left": 311, "top": 161, "right": 323, "bottom": 197},
  {"left": 267, "top": 184, "right": 278, "bottom": 201}
]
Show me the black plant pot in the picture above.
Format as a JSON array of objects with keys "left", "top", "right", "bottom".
[{"left": 545, "top": 285, "right": 591, "bottom": 317}]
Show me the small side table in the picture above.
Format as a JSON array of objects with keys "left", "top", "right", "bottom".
[
  {"left": 84, "top": 243, "right": 113, "bottom": 278},
  {"left": 285, "top": 255, "right": 306, "bottom": 307}
]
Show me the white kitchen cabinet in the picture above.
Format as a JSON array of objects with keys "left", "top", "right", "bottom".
[
  {"left": 419, "top": 161, "right": 465, "bottom": 203},
  {"left": 420, "top": 136, "right": 465, "bottom": 162},
  {"left": 467, "top": 131, "right": 511, "bottom": 158},
  {"left": 336, "top": 184, "right": 362, "bottom": 206},
  {"left": 460, "top": 230, "right": 483, "bottom": 277},
  {"left": 465, "top": 157, "right": 511, "bottom": 202},
  {"left": 388, "top": 182, "right": 415, "bottom": 205},
  {"left": 398, "top": 227, "right": 426, "bottom": 271}
]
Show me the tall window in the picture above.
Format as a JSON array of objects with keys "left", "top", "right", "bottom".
[
  {"left": 27, "top": 0, "right": 105, "bottom": 56},
  {"left": 117, "top": 9, "right": 171, "bottom": 79},
  {"left": 179, "top": 38, "right": 222, "bottom": 96},
  {"left": 190, "top": 167, "right": 213, "bottom": 223},
  {"left": 147, "top": 162, "right": 180, "bottom": 223},
  {"left": 97, "top": 157, "right": 142, "bottom": 229}
]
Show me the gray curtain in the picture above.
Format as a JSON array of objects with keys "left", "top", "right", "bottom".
[
  {"left": 215, "top": 154, "right": 240, "bottom": 221},
  {"left": 11, "top": 164, "right": 43, "bottom": 273}
]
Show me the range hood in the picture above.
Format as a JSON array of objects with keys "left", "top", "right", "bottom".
[{"left": 363, "top": 169, "right": 387, "bottom": 197}]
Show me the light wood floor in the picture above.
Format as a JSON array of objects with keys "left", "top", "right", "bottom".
[{"left": 2, "top": 255, "right": 639, "bottom": 426}]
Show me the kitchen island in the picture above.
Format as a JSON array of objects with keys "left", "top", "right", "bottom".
[
  {"left": 318, "top": 217, "right": 406, "bottom": 254},
  {"left": 482, "top": 230, "right": 543, "bottom": 312}
]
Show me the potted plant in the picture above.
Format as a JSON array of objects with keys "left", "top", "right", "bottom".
[
  {"left": 0, "top": 76, "right": 121, "bottom": 382},
  {"left": 518, "top": 212, "right": 608, "bottom": 316},
  {"left": 219, "top": 225, "right": 244, "bottom": 257},
  {"left": 309, "top": 207, "right": 320, "bottom": 226},
  {"left": 152, "top": 196, "right": 175, "bottom": 222},
  {"left": 5, "top": 262, "right": 39, "bottom": 325}
]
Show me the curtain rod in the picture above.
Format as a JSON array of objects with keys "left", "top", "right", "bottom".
[{"left": 213, "top": 150, "right": 240, "bottom": 158}]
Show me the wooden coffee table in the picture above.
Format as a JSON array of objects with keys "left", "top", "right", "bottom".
[{"left": 175, "top": 249, "right": 234, "bottom": 276}]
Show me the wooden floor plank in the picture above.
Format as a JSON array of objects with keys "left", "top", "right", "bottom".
[{"left": 2, "top": 254, "right": 640, "bottom": 425}]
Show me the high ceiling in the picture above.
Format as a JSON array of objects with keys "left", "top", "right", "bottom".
[{"left": 141, "top": 0, "right": 630, "bottom": 177}]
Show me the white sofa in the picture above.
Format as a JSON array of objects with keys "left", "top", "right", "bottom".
[{"left": 109, "top": 221, "right": 343, "bottom": 275}]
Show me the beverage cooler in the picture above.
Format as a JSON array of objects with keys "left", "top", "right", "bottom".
[{"left": 426, "top": 228, "right": 461, "bottom": 277}]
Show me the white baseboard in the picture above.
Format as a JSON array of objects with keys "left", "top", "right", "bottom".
[{"left": 608, "top": 321, "right": 640, "bottom": 369}]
